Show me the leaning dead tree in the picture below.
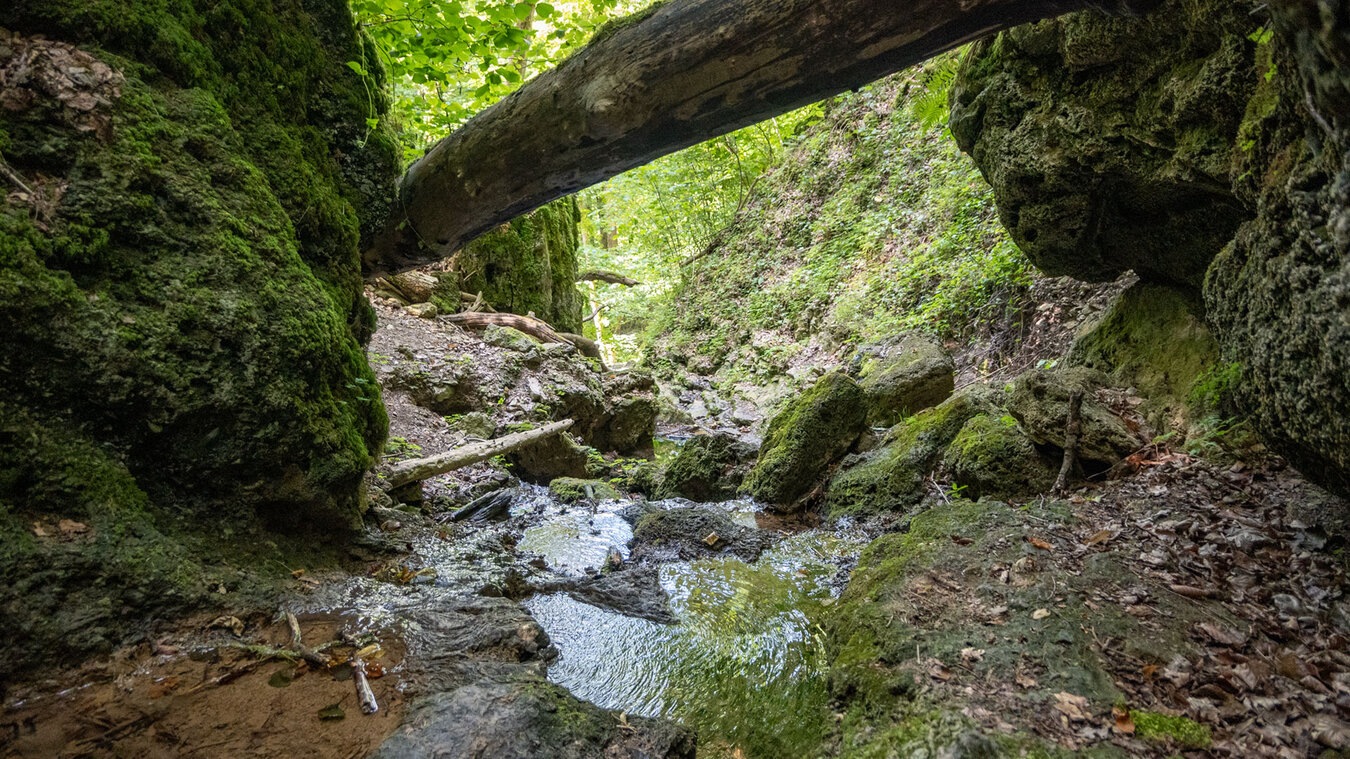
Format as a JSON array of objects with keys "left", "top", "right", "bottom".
[
  {"left": 443, "top": 312, "right": 603, "bottom": 359},
  {"left": 386, "top": 420, "right": 575, "bottom": 488},
  {"left": 364, "top": 0, "right": 1156, "bottom": 274}
]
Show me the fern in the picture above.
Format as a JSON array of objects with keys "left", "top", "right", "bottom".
[{"left": 909, "top": 54, "right": 962, "bottom": 130}]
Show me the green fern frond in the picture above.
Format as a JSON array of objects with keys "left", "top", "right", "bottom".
[{"left": 908, "top": 54, "right": 962, "bottom": 130}]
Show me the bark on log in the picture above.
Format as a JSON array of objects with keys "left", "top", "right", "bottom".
[
  {"left": 558, "top": 332, "right": 602, "bottom": 360},
  {"left": 579, "top": 270, "right": 642, "bottom": 287},
  {"left": 365, "top": 0, "right": 1158, "bottom": 274},
  {"left": 386, "top": 420, "right": 575, "bottom": 488},
  {"left": 384, "top": 271, "right": 438, "bottom": 303},
  {"left": 443, "top": 310, "right": 576, "bottom": 346}
]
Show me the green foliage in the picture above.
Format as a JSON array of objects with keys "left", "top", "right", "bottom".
[
  {"left": 1129, "top": 710, "right": 1212, "bottom": 749},
  {"left": 352, "top": 0, "right": 651, "bottom": 162}
]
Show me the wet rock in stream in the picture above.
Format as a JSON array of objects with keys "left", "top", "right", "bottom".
[
  {"left": 537, "top": 566, "right": 680, "bottom": 625},
  {"left": 450, "top": 488, "right": 516, "bottom": 523},
  {"left": 624, "top": 503, "right": 780, "bottom": 562}
]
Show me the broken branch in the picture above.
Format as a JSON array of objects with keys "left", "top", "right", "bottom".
[{"left": 385, "top": 419, "right": 575, "bottom": 488}]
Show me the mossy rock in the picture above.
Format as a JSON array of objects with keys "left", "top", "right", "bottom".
[
  {"left": 942, "top": 414, "right": 1056, "bottom": 500},
  {"left": 857, "top": 332, "right": 956, "bottom": 427},
  {"left": 657, "top": 433, "right": 756, "bottom": 502},
  {"left": 506, "top": 429, "right": 600, "bottom": 485},
  {"left": 453, "top": 198, "right": 585, "bottom": 333},
  {"left": 0, "top": 0, "right": 398, "bottom": 672},
  {"left": 631, "top": 505, "right": 777, "bottom": 562},
  {"left": 1069, "top": 282, "right": 1218, "bottom": 435},
  {"left": 949, "top": 0, "right": 1258, "bottom": 288},
  {"left": 825, "top": 386, "right": 1001, "bottom": 517},
  {"left": 483, "top": 325, "right": 541, "bottom": 353},
  {"left": 1006, "top": 367, "right": 1143, "bottom": 465},
  {"left": 740, "top": 372, "right": 867, "bottom": 510},
  {"left": 448, "top": 411, "right": 496, "bottom": 440},
  {"left": 547, "top": 477, "right": 619, "bottom": 503}
]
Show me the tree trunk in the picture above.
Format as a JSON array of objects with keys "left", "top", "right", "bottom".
[
  {"left": 443, "top": 311, "right": 572, "bottom": 345},
  {"left": 364, "top": 0, "right": 1156, "bottom": 274},
  {"left": 386, "top": 420, "right": 575, "bottom": 487},
  {"left": 578, "top": 270, "right": 642, "bottom": 287}
]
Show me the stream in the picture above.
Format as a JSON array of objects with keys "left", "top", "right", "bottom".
[{"left": 309, "top": 484, "right": 868, "bottom": 754}]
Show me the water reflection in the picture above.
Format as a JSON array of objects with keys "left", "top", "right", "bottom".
[{"left": 526, "top": 529, "right": 865, "bottom": 756}]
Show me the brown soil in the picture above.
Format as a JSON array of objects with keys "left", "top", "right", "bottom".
[{"left": 1, "top": 606, "right": 407, "bottom": 757}]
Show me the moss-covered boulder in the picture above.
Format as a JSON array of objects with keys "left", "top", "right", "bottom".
[
  {"left": 483, "top": 324, "right": 541, "bottom": 353},
  {"left": 506, "top": 430, "right": 603, "bottom": 485},
  {"left": 657, "top": 433, "right": 756, "bottom": 502},
  {"left": 856, "top": 333, "right": 955, "bottom": 427},
  {"left": 825, "top": 386, "right": 999, "bottom": 517},
  {"left": 1203, "top": 0, "right": 1350, "bottom": 496},
  {"left": 0, "top": 0, "right": 398, "bottom": 672},
  {"left": 1069, "top": 283, "right": 1218, "bottom": 436},
  {"left": 1006, "top": 368, "right": 1143, "bottom": 465},
  {"left": 942, "top": 414, "right": 1056, "bottom": 500},
  {"left": 629, "top": 505, "right": 778, "bottom": 562},
  {"left": 451, "top": 197, "right": 585, "bottom": 333},
  {"left": 740, "top": 372, "right": 867, "bottom": 510},
  {"left": 548, "top": 477, "right": 620, "bottom": 503},
  {"left": 949, "top": 0, "right": 1258, "bottom": 288}
]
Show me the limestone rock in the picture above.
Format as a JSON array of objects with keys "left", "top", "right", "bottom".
[
  {"left": 856, "top": 332, "right": 955, "bottom": 426},
  {"left": 1006, "top": 367, "right": 1143, "bottom": 466},
  {"left": 942, "top": 414, "right": 1056, "bottom": 500},
  {"left": 547, "top": 477, "right": 620, "bottom": 503},
  {"left": 405, "top": 302, "right": 439, "bottom": 319},
  {"left": 657, "top": 432, "right": 757, "bottom": 502},
  {"left": 506, "top": 430, "right": 600, "bottom": 485},
  {"left": 627, "top": 505, "right": 778, "bottom": 563},
  {"left": 483, "top": 324, "right": 540, "bottom": 353},
  {"left": 949, "top": 0, "right": 1257, "bottom": 288},
  {"left": 740, "top": 371, "right": 868, "bottom": 510},
  {"left": 825, "top": 386, "right": 1001, "bottom": 517}
]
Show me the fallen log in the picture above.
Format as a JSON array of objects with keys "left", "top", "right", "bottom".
[
  {"left": 449, "top": 489, "right": 515, "bottom": 523},
  {"left": 364, "top": 0, "right": 1158, "bottom": 274},
  {"left": 579, "top": 270, "right": 642, "bottom": 287},
  {"left": 386, "top": 420, "right": 574, "bottom": 488},
  {"left": 443, "top": 311, "right": 571, "bottom": 345},
  {"left": 558, "top": 332, "right": 602, "bottom": 360}
]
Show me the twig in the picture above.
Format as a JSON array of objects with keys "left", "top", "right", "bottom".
[
  {"left": 353, "top": 659, "right": 379, "bottom": 714},
  {"left": 1054, "top": 389, "right": 1084, "bottom": 494}
]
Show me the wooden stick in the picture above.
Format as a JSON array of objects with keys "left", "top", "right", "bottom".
[
  {"left": 386, "top": 419, "right": 574, "bottom": 488},
  {"left": 353, "top": 660, "right": 379, "bottom": 715},
  {"left": 1054, "top": 389, "right": 1084, "bottom": 494}
]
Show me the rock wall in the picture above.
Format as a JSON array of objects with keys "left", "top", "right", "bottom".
[
  {"left": 0, "top": 0, "right": 399, "bottom": 670},
  {"left": 451, "top": 197, "right": 586, "bottom": 334},
  {"left": 951, "top": 0, "right": 1350, "bottom": 494}
]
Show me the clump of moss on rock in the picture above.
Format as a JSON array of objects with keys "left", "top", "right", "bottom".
[
  {"left": 1130, "top": 709, "right": 1212, "bottom": 749},
  {"left": 0, "top": 0, "right": 399, "bottom": 672},
  {"left": 548, "top": 477, "right": 619, "bottom": 503},
  {"left": 825, "top": 386, "right": 1000, "bottom": 517},
  {"left": 943, "top": 414, "right": 1056, "bottom": 500},
  {"left": 657, "top": 432, "right": 756, "bottom": 502},
  {"left": 740, "top": 372, "right": 867, "bottom": 510}
]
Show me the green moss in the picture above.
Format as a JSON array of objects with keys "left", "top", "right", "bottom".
[
  {"left": 0, "top": 0, "right": 399, "bottom": 673},
  {"left": 547, "top": 477, "right": 619, "bottom": 503},
  {"left": 825, "top": 387, "right": 994, "bottom": 517},
  {"left": 740, "top": 372, "right": 867, "bottom": 508},
  {"left": 1130, "top": 710, "right": 1212, "bottom": 749},
  {"left": 657, "top": 433, "right": 752, "bottom": 501},
  {"left": 943, "top": 414, "right": 1055, "bottom": 500},
  {"left": 454, "top": 197, "right": 585, "bottom": 332}
]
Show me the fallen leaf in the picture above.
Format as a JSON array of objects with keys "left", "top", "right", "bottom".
[
  {"left": 1196, "top": 622, "right": 1247, "bottom": 647},
  {"left": 31, "top": 523, "right": 49, "bottom": 537},
  {"left": 1015, "top": 672, "right": 1038, "bottom": 689},
  {"left": 1112, "top": 705, "right": 1135, "bottom": 734},
  {"left": 1084, "top": 530, "right": 1113, "bottom": 546},
  {"left": 318, "top": 703, "right": 345, "bottom": 721},
  {"left": 951, "top": 535, "right": 974, "bottom": 546},
  {"left": 1032, "top": 608, "right": 1051, "bottom": 620},
  {"left": 268, "top": 668, "right": 293, "bottom": 688},
  {"left": 58, "top": 519, "right": 88, "bottom": 535},
  {"left": 1051, "top": 691, "right": 1091, "bottom": 722},
  {"left": 960, "top": 647, "right": 985, "bottom": 663},
  {"left": 290, "top": 568, "right": 306, "bottom": 579},
  {"left": 703, "top": 532, "right": 720, "bottom": 547},
  {"left": 208, "top": 615, "right": 244, "bottom": 636},
  {"left": 1169, "top": 584, "right": 1213, "bottom": 599},
  {"left": 147, "top": 677, "right": 179, "bottom": 698},
  {"left": 1028, "top": 536, "right": 1053, "bottom": 551}
]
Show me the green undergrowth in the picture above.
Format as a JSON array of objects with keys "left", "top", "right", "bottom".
[{"left": 647, "top": 68, "right": 1036, "bottom": 382}]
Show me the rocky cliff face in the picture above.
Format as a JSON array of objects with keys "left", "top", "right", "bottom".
[
  {"left": 951, "top": 0, "right": 1350, "bottom": 495},
  {"left": 0, "top": 0, "right": 399, "bottom": 670}
]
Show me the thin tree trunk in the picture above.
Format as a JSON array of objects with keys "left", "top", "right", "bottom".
[
  {"left": 386, "top": 420, "right": 574, "bottom": 487},
  {"left": 364, "top": 0, "right": 1156, "bottom": 274},
  {"left": 578, "top": 270, "right": 642, "bottom": 287}
]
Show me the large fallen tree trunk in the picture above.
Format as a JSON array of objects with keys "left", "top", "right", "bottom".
[
  {"left": 386, "top": 420, "right": 574, "bottom": 488},
  {"left": 364, "top": 0, "right": 1156, "bottom": 274},
  {"left": 443, "top": 311, "right": 571, "bottom": 345}
]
